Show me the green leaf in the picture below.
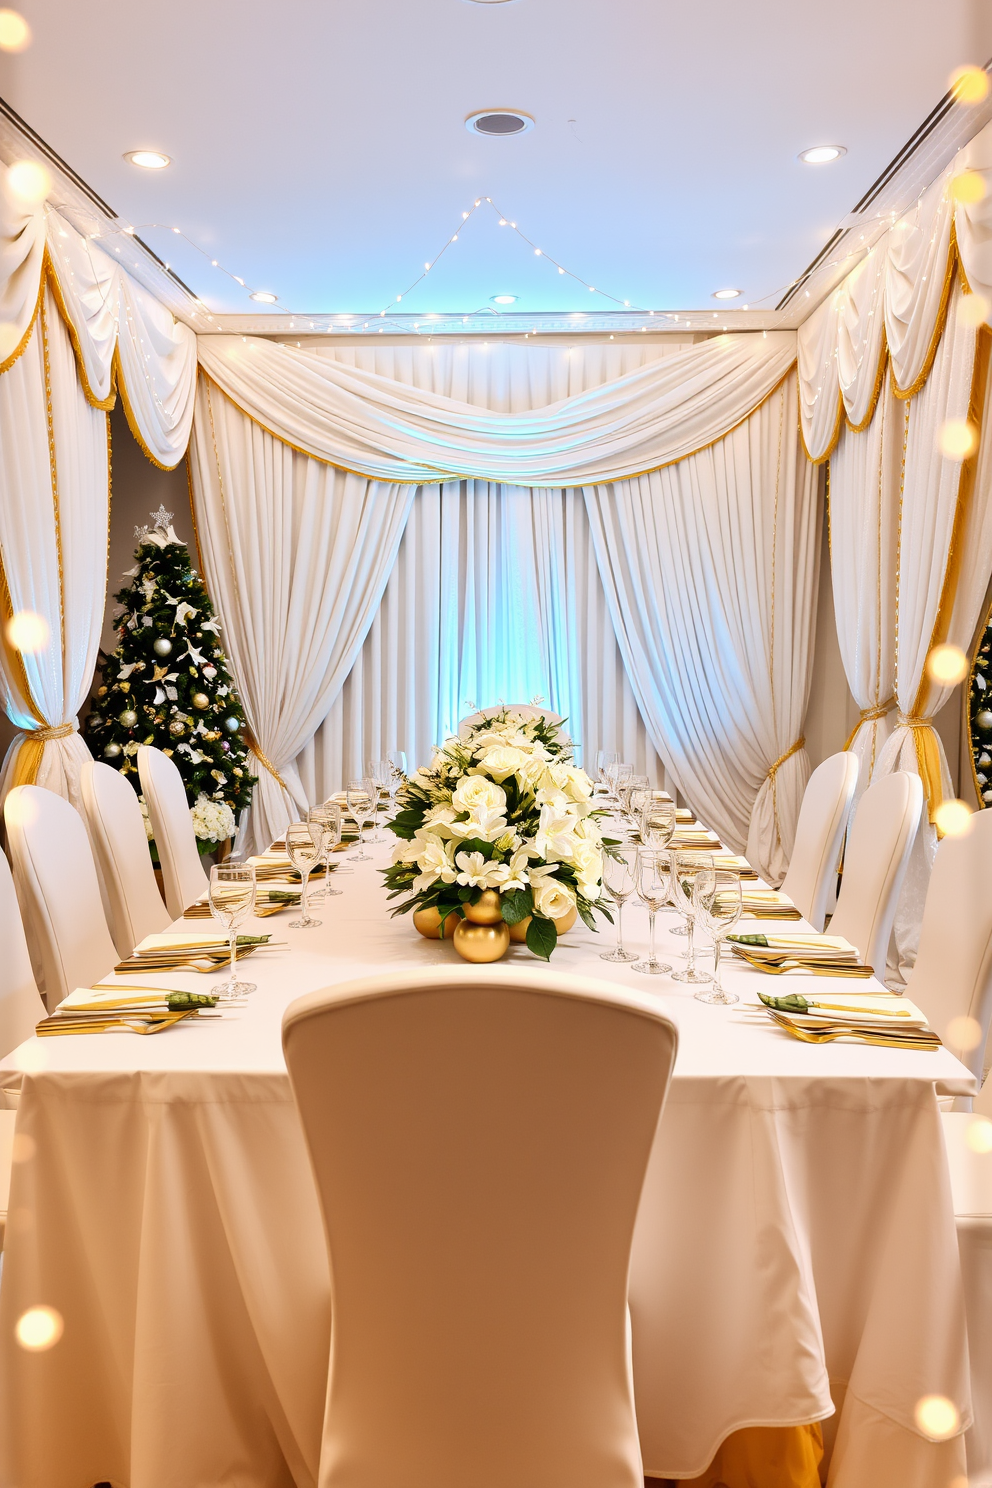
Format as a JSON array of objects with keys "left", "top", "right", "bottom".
[
  {"left": 500, "top": 887, "right": 533, "bottom": 925},
  {"left": 457, "top": 886, "right": 474, "bottom": 902},
  {"left": 576, "top": 900, "right": 598, "bottom": 932},
  {"left": 526, "top": 915, "right": 558, "bottom": 961},
  {"left": 438, "top": 907, "right": 462, "bottom": 939},
  {"left": 456, "top": 837, "right": 494, "bottom": 860}
]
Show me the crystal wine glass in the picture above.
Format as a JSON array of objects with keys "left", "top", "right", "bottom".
[
  {"left": 692, "top": 866, "right": 743, "bottom": 1005},
  {"left": 209, "top": 862, "right": 257, "bottom": 997},
  {"left": 668, "top": 850, "right": 714, "bottom": 984},
  {"left": 286, "top": 819, "right": 322, "bottom": 929},
  {"left": 365, "top": 761, "right": 389, "bottom": 842},
  {"left": 632, "top": 849, "right": 672, "bottom": 976},
  {"left": 641, "top": 798, "right": 677, "bottom": 849},
  {"left": 346, "top": 779, "right": 373, "bottom": 861},
  {"left": 308, "top": 802, "right": 342, "bottom": 898},
  {"left": 601, "top": 751, "right": 620, "bottom": 799},
  {"left": 387, "top": 749, "right": 408, "bottom": 787},
  {"left": 600, "top": 844, "right": 639, "bottom": 963}
]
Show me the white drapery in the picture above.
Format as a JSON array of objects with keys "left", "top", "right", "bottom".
[
  {"left": 0, "top": 160, "right": 196, "bottom": 469},
  {"left": 0, "top": 284, "right": 108, "bottom": 805},
  {"left": 196, "top": 330, "right": 796, "bottom": 484},
  {"left": 187, "top": 377, "right": 413, "bottom": 855},
  {"left": 296, "top": 482, "right": 671, "bottom": 800},
  {"left": 799, "top": 113, "right": 992, "bottom": 463},
  {"left": 584, "top": 373, "right": 819, "bottom": 880}
]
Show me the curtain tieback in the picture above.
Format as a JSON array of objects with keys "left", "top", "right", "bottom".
[
  {"left": 766, "top": 735, "right": 806, "bottom": 849},
  {"left": 896, "top": 713, "right": 942, "bottom": 826},
  {"left": 26, "top": 721, "right": 76, "bottom": 742},
  {"left": 243, "top": 727, "right": 289, "bottom": 791},
  {"left": 842, "top": 697, "right": 896, "bottom": 752}
]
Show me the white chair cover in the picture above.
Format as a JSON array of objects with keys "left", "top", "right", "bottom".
[
  {"left": 137, "top": 746, "right": 208, "bottom": 920},
  {"left": 907, "top": 810, "right": 992, "bottom": 1095},
  {"left": 282, "top": 965, "right": 677, "bottom": 1488},
  {"left": 458, "top": 703, "right": 565, "bottom": 736},
  {"left": 829, "top": 771, "right": 922, "bottom": 976},
  {"left": 79, "top": 761, "right": 171, "bottom": 959},
  {"left": 0, "top": 850, "right": 43, "bottom": 1244},
  {"left": 0, "top": 847, "right": 45, "bottom": 1058},
  {"left": 780, "top": 751, "right": 859, "bottom": 932},
  {"left": 942, "top": 1112, "right": 992, "bottom": 1484},
  {"left": 4, "top": 785, "right": 118, "bottom": 1010}
]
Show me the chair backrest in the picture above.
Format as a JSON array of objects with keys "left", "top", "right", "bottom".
[
  {"left": 137, "top": 745, "right": 208, "bottom": 919},
  {"left": 283, "top": 965, "right": 678, "bottom": 1488},
  {"left": 780, "top": 751, "right": 859, "bottom": 931},
  {"left": 458, "top": 704, "right": 564, "bottom": 736},
  {"left": 907, "top": 810, "right": 992, "bottom": 1084},
  {"left": 829, "top": 770, "right": 923, "bottom": 974},
  {"left": 4, "top": 786, "right": 119, "bottom": 1010},
  {"left": 0, "top": 848, "right": 45, "bottom": 1056},
  {"left": 79, "top": 761, "right": 171, "bottom": 958}
]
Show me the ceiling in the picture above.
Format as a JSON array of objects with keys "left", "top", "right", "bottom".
[{"left": 1, "top": 0, "right": 991, "bottom": 331}]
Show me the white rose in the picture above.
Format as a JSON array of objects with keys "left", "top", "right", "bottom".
[
  {"left": 479, "top": 745, "right": 530, "bottom": 782},
  {"left": 451, "top": 775, "right": 507, "bottom": 816},
  {"left": 532, "top": 876, "right": 576, "bottom": 921}
]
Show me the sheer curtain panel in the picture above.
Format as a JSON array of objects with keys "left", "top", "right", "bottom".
[
  {"left": 0, "top": 286, "right": 108, "bottom": 804},
  {"left": 584, "top": 373, "right": 819, "bottom": 882},
  {"left": 187, "top": 378, "right": 413, "bottom": 854}
]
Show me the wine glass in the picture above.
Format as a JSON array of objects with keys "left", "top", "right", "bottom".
[
  {"left": 632, "top": 849, "right": 672, "bottom": 976},
  {"left": 624, "top": 777, "right": 651, "bottom": 834},
  {"left": 387, "top": 749, "right": 408, "bottom": 782},
  {"left": 286, "top": 819, "right": 322, "bottom": 929},
  {"left": 308, "top": 802, "right": 342, "bottom": 899},
  {"left": 692, "top": 867, "right": 743, "bottom": 1006},
  {"left": 209, "top": 862, "right": 257, "bottom": 997},
  {"left": 366, "top": 760, "right": 389, "bottom": 842},
  {"left": 600, "top": 845, "right": 639, "bottom": 963},
  {"left": 667, "top": 851, "right": 713, "bottom": 984},
  {"left": 346, "top": 779, "right": 374, "bottom": 861},
  {"left": 600, "top": 751, "right": 619, "bottom": 798},
  {"left": 641, "top": 798, "right": 677, "bottom": 849}
]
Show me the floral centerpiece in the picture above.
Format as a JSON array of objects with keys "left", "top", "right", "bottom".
[{"left": 383, "top": 709, "right": 609, "bottom": 960}]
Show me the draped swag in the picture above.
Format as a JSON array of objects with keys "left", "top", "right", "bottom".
[
  {"left": 0, "top": 159, "right": 196, "bottom": 803},
  {"left": 189, "top": 341, "right": 819, "bottom": 879}
]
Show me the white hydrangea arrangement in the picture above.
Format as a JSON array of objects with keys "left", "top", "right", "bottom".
[
  {"left": 190, "top": 794, "right": 236, "bottom": 845},
  {"left": 383, "top": 708, "right": 610, "bottom": 958}
]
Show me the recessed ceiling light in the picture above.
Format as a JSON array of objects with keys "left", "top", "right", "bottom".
[
  {"left": 491, "top": 293, "right": 517, "bottom": 305},
  {"left": 249, "top": 291, "right": 278, "bottom": 304},
  {"left": 465, "top": 110, "right": 534, "bottom": 136},
  {"left": 713, "top": 288, "right": 742, "bottom": 299},
  {"left": 798, "top": 145, "right": 846, "bottom": 164},
  {"left": 123, "top": 149, "right": 171, "bottom": 170}
]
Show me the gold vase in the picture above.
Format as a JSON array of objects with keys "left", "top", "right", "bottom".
[
  {"left": 463, "top": 889, "right": 504, "bottom": 925},
  {"left": 452, "top": 918, "right": 510, "bottom": 963},
  {"left": 413, "top": 905, "right": 446, "bottom": 939},
  {"left": 508, "top": 904, "right": 579, "bottom": 943}
]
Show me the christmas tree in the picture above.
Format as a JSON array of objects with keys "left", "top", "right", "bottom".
[{"left": 84, "top": 506, "right": 256, "bottom": 849}]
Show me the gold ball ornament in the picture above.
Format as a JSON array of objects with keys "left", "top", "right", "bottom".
[
  {"left": 413, "top": 905, "right": 447, "bottom": 939},
  {"left": 191, "top": 692, "right": 210, "bottom": 710},
  {"left": 168, "top": 719, "right": 185, "bottom": 737},
  {"left": 463, "top": 889, "right": 504, "bottom": 925},
  {"left": 452, "top": 918, "right": 510, "bottom": 963},
  {"left": 508, "top": 904, "right": 579, "bottom": 943}
]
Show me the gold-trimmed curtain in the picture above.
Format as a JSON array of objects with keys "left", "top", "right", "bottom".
[{"left": 0, "top": 284, "right": 109, "bottom": 806}]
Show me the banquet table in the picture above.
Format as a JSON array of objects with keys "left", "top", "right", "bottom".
[{"left": 0, "top": 837, "right": 976, "bottom": 1488}]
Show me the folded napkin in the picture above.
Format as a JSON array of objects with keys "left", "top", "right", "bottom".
[
  {"left": 713, "top": 853, "right": 758, "bottom": 879},
  {"left": 37, "top": 987, "right": 205, "bottom": 1036},
  {"left": 114, "top": 932, "right": 275, "bottom": 975},
  {"left": 757, "top": 990, "right": 929, "bottom": 1028},
  {"left": 729, "top": 932, "right": 870, "bottom": 974},
  {"left": 737, "top": 890, "right": 803, "bottom": 922},
  {"left": 185, "top": 887, "right": 301, "bottom": 920}
]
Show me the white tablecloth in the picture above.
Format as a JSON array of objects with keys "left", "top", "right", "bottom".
[{"left": 0, "top": 841, "right": 975, "bottom": 1487}]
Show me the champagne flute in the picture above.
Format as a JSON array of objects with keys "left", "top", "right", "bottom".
[
  {"left": 668, "top": 851, "right": 713, "bottom": 984},
  {"left": 692, "top": 867, "right": 743, "bottom": 1006},
  {"left": 600, "top": 845, "right": 639, "bottom": 963},
  {"left": 286, "top": 819, "right": 322, "bottom": 929},
  {"left": 366, "top": 760, "right": 389, "bottom": 842},
  {"left": 346, "top": 779, "right": 373, "bottom": 861},
  {"left": 209, "top": 862, "right": 257, "bottom": 997},
  {"left": 632, "top": 849, "right": 672, "bottom": 976},
  {"left": 308, "top": 802, "right": 342, "bottom": 898}
]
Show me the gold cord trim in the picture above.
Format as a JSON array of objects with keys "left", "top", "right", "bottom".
[
  {"left": 199, "top": 361, "right": 799, "bottom": 488},
  {"left": 799, "top": 387, "right": 844, "bottom": 467},
  {"left": 766, "top": 734, "right": 806, "bottom": 855},
  {"left": 43, "top": 249, "right": 116, "bottom": 411},
  {"left": 0, "top": 266, "right": 45, "bottom": 379},
  {"left": 22, "top": 721, "right": 75, "bottom": 742},
  {"left": 843, "top": 697, "right": 896, "bottom": 752},
  {"left": 39, "top": 288, "right": 66, "bottom": 683},
  {"left": 185, "top": 445, "right": 207, "bottom": 576},
  {"left": 845, "top": 329, "right": 890, "bottom": 435},
  {"left": 243, "top": 726, "right": 289, "bottom": 790}
]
